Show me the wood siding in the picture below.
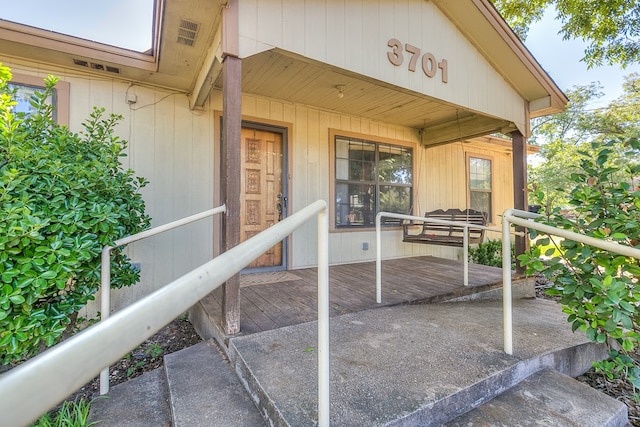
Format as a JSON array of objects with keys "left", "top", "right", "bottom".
[
  {"left": 238, "top": 0, "right": 526, "bottom": 133},
  {"left": 5, "top": 58, "right": 516, "bottom": 313}
]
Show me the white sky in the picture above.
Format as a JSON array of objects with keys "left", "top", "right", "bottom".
[
  {"left": 1, "top": 0, "right": 154, "bottom": 52},
  {"left": 524, "top": 7, "right": 640, "bottom": 107}
]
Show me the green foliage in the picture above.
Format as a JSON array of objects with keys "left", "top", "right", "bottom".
[
  {"left": 469, "top": 239, "right": 515, "bottom": 269},
  {"left": 492, "top": 0, "right": 640, "bottom": 67},
  {"left": 31, "top": 398, "right": 96, "bottom": 427},
  {"left": 518, "top": 138, "right": 640, "bottom": 386},
  {"left": 528, "top": 76, "right": 640, "bottom": 210},
  {"left": 0, "top": 63, "right": 150, "bottom": 365}
]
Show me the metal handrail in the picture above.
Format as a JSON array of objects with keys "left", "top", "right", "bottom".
[
  {"left": 100, "top": 204, "right": 227, "bottom": 394},
  {"left": 0, "top": 200, "right": 330, "bottom": 427},
  {"left": 375, "top": 212, "right": 520, "bottom": 304},
  {"left": 501, "top": 208, "right": 640, "bottom": 355}
]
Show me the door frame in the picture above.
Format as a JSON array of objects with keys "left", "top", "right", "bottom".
[
  {"left": 213, "top": 112, "right": 291, "bottom": 272},
  {"left": 240, "top": 120, "right": 289, "bottom": 272}
]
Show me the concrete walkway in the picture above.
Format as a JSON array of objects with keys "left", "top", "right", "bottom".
[
  {"left": 228, "top": 298, "right": 623, "bottom": 426},
  {"left": 89, "top": 298, "right": 627, "bottom": 426}
]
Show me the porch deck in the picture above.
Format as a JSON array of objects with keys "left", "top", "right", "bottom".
[{"left": 197, "top": 256, "right": 515, "bottom": 336}]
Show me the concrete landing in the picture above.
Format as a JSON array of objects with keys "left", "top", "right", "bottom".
[{"left": 228, "top": 299, "right": 614, "bottom": 426}]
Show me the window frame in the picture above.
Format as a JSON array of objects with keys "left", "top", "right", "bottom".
[
  {"left": 329, "top": 129, "right": 415, "bottom": 232},
  {"left": 466, "top": 153, "right": 494, "bottom": 224},
  {"left": 8, "top": 72, "right": 70, "bottom": 126}
]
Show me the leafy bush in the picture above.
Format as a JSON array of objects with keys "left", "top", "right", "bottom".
[
  {"left": 518, "top": 138, "right": 640, "bottom": 386},
  {"left": 0, "top": 64, "right": 150, "bottom": 364},
  {"left": 468, "top": 239, "right": 515, "bottom": 268}
]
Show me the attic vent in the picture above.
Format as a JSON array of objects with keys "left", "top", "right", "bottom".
[
  {"left": 177, "top": 19, "right": 199, "bottom": 46},
  {"left": 72, "top": 58, "right": 120, "bottom": 74}
]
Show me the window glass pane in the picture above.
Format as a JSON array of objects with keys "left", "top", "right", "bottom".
[
  {"left": 469, "top": 157, "right": 491, "bottom": 190},
  {"left": 470, "top": 191, "right": 491, "bottom": 218},
  {"left": 379, "top": 144, "right": 412, "bottom": 184},
  {"left": 336, "top": 158, "right": 349, "bottom": 180},
  {"left": 336, "top": 138, "right": 349, "bottom": 159},
  {"left": 336, "top": 183, "right": 375, "bottom": 227},
  {"left": 379, "top": 185, "right": 412, "bottom": 224},
  {"left": 8, "top": 83, "right": 54, "bottom": 116},
  {"left": 335, "top": 183, "right": 350, "bottom": 226}
]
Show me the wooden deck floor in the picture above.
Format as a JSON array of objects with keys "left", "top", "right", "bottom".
[{"left": 200, "top": 256, "right": 507, "bottom": 336}]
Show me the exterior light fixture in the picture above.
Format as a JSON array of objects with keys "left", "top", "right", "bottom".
[{"left": 336, "top": 85, "right": 345, "bottom": 99}]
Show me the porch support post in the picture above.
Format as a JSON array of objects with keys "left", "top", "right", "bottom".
[
  {"left": 221, "top": 0, "right": 241, "bottom": 335},
  {"left": 511, "top": 130, "right": 528, "bottom": 275}
]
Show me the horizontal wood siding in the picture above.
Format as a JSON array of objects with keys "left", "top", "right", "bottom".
[{"left": 238, "top": 0, "right": 526, "bottom": 132}]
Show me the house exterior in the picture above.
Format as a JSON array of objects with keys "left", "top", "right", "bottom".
[{"left": 0, "top": 0, "right": 566, "bottom": 329}]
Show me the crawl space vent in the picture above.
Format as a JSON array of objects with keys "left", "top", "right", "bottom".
[{"left": 177, "top": 19, "right": 199, "bottom": 46}]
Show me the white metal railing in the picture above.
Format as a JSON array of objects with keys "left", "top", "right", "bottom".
[
  {"left": 501, "top": 208, "right": 640, "bottom": 355},
  {"left": 100, "top": 205, "right": 227, "bottom": 394},
  {"left": 375, "top": 212, "right": 519, "bottom": 304},
  {"left": 0, "top": 200, "right": 330, "bottom": 427}
]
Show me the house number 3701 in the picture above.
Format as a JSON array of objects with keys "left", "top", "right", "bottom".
[{"left": 387, "top": 38, "right": 448, "bottom": 83}]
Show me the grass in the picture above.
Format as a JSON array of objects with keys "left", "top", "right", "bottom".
[{"left": 31, "top": 398, "right": 97, "bottom": 427}]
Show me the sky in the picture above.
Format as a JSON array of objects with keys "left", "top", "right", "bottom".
[
  {"left": 523, "top": 8, "right": 640, "bottom": 108},
  {"left": 0, "top": 0, "right": 154, "bottom": 52}
]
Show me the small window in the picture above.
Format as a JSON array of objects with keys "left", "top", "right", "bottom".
[
  {"left": 468, "top": 156, "right": 492, "bottom": 222},
  {"left": 6, "top": 73, "right": 70, "bottom": 126},
  {"left": 334, "top": 134, "right": 413, "bottom": 229}
]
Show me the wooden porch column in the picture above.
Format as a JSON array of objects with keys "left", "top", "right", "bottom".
[
  {"left": 511, "top": 130, "right": 528, "bottom": 275},
  {"left": 221, "top": 0, "right": 241, "bottom": 335}
]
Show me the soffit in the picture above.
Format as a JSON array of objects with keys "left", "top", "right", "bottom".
[{"left": 214, "top": 49, "right": 514, "bottom": 145}]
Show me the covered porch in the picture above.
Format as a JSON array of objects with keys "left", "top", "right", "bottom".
[{"left": 191, "top": 256, "right": 533, "bottom": 339}]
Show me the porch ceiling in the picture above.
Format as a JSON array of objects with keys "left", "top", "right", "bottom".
[{"left": 214, "top": 49, "right": 515, "bottom": 145}]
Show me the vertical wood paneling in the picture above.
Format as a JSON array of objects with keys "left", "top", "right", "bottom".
[{"left": 239, "top": 0, "right": 527, "bottom": 130}]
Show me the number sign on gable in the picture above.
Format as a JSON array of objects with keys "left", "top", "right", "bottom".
[{"left": 386, "top": 38, "right": 448, "bottom": 83}]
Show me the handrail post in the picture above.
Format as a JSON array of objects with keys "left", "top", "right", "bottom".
[
  {"left": 463, "top": 226, "right": 469, "bottom": 287},
  {"left": 98, "top": 204, "right": 227, "bottom": 395},
  {"left": 317, "top": 204, "right": 330, "bottom": 427},
  {"left": 100, "top": 246, "right": 112, "bottom": 395},
  {"left": 502, "top": 212, "right": 513, "bottom": 355},
  {"left": 375, "top": 213, "right": 382, "bottom": 303}
]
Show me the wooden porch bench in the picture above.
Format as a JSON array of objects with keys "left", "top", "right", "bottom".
[{"left": 402, "top": 208, "right": 487, "bottom": 247}]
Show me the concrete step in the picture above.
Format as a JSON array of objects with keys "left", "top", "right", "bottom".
[
  {"left": 88, "top": 368, "right": 171, "bottom": 426},
  {"left": 89, "top": 340, "right": 265, "bottom": 427},
  {"left": 445, "top": 368, "right": 628, "bottom": 427},
  {"left": 164, "top": 340, "right": 265, "bottom": 427},
  {"left": 227, "top": 299, "right": 618, "bottom": 426}
]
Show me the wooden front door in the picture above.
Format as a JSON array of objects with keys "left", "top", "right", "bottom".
[{"left": 240, "top": 126, "right": 286, "bottom": 269}]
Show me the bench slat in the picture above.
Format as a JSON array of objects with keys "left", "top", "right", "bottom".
[{"left": 402, "top": 208, "right": 487, "bottom": 247}]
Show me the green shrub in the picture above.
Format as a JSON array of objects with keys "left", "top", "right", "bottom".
[
  {"left": 518, "top": 138, "right": 640, "bottom": 387},
  {"left": 469, "top": 239, "right": 515, "bottom": 269},
  {"left": 0, "top": 64, "right": 150, "bottom": 364}
]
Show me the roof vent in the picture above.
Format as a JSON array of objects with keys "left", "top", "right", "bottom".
[{"left": 177, "top": 19, "right": 199, "bottom": 46}]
